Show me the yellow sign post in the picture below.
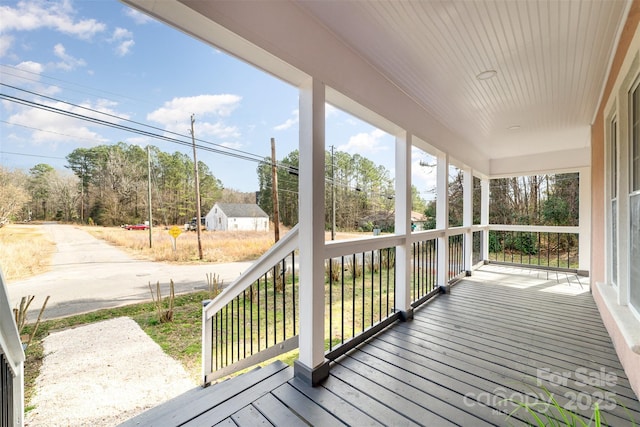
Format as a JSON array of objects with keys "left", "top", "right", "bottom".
[{"left": 168, "top": 226, "right": 182, "bottom": 252}]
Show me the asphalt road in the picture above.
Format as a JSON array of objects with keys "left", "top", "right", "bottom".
[{"left": 6, "top": 224, "right": 252, "bottom": 320}]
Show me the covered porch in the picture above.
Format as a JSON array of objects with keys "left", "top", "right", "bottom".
[
  {"left": 114, "top": 1, "right": 640, "bottom": 426},
  {"left": 123, "top": 265, "right": 640, "bottom": 426}
]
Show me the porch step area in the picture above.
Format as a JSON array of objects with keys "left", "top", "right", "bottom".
[
  {"left": 119, "top": 361, "right": 296, "bottom": 426},
  {"left": 121, "top": 265, "right": 640, "bottom": 426}
]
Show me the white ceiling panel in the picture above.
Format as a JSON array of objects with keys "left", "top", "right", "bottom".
[{"left": 297, "top": 0, "right": 628, "bottom": 159}]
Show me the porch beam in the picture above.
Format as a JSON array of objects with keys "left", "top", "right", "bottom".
[
  {"left": 395, "top": 131, "right": 413, "bottom": 320},
  {"left": 436, "top": 152, "right": 449, "bottom": 292},
  {"left": 294, "top": 77, "right": 330, "bottom": 385}
]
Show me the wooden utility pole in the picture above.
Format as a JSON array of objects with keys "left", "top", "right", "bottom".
[
  {"left": 271, "top": 137, "right": 280, "bottom": 242},
  {"left": 147, "top": 145, "right": 153, "bottom": 248},
  {"left": 191, "top": 114, "right": 203, "bottom": 260}
]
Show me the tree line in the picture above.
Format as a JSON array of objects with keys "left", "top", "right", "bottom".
[
  {"left": 0, "top": 142, "right": 257, "bottom": 227},
  {"left": 255, "top": 149, "right": 428, "bottom": 232},
  {"left": 0, "top": 142, "right": 578, "bottom": 232}
]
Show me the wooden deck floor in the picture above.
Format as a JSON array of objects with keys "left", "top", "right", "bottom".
[{"left": 121, "top": 265, "right": 640, "bottom": 426}]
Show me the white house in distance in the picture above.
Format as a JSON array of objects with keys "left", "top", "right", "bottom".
[{"left": 205, "top": 203, "right": 269, "bottom": 232}]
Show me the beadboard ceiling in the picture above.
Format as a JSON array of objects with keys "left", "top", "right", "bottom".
[
  {"left": 296, "top": 0, "right": 628, "bottom": 160},
  {"left": 125, "top": 0, "right": 630, "bottom": 172}
]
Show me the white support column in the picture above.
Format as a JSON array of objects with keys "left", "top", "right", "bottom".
[
  {"left": 578, "top": 167, "right": 591, "bottom": 275},
  {"left": 481, "top": 178, "right": 490, "bottom": 261},
  {"left": 463, "top": 167, "right": 473, "bottom": 274},
  {"left": 395, "top": 131, "right": 413, "bottom": 319},
  {"left": 436, "top": 152, "right": 450, "bottom": 292},
  {"left": 294, "top": 77, "right": 329, "bottom": 385}
]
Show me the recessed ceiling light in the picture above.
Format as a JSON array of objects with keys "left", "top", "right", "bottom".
[
  {"left": 508, "top": 125, "right": 521, "bottom": 131},
  {"left": 476, "top": 70, "right": 497, "bottom": 80}
]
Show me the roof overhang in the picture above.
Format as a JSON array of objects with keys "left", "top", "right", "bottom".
[{"left": 122, "top": 0, "right": 631, "bottom": 177}]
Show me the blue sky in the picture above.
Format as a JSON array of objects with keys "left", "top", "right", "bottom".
[{"left": 0, "top": 0, "right": 436, "bottom": 196}]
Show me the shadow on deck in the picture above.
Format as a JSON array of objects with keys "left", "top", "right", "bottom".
[{"left": 121, "top": 265, "right": 640, "bottom": 426}]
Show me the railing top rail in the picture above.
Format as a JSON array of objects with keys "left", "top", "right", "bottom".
[
  {"left": 324, "top": 233, "right": 404, "bottom": 259},
  {"left": 0, "top": 268, "right": 25, "bottom": 376},
  {"left": 203, "top": 225, "right": 299, "bottom": 320},
  {"left": 488, "top": 224, "right": 579, "bottom": 234}
]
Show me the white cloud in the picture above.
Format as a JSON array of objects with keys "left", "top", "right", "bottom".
[
  {"left": 274, "top": 109, "right": 298, "bottom": 131},
  {"left": 148, "top": 94, "right": 241, "bottom": 123},
  {"left": 115, "top": 39, "right": 135, "bottom": 57},
  {"left": 0, "top": 35, "right": 13, "bottom": 57},
  {"left": 0, "top": 0, "right": 106, "bottom": 39},
  {"left": 198, "top": 122, "right": 241, "bottom": 139},
  {"left": 147, "top": 94, "right": 242, "bottom": 139},
  {"left": 6, "top": 97, "right": 129, "bottom": 147},
  {"left": 108, "top": 27, "right": 135, "bottom": 56},
  {"left": 1, "top": 61, "right": 60, "bottom": 95},
  {"left": 337, "top": 129, "right": 388, "bottom": 154},
  {"left": 124, "top": 7, "right": 153, "bottom": 25},
  {"left": 9, "top": 106, "right": 107, "bottom": 146},
  {"left": 53, "top": 43, "right": 86, "bottom": 70},
  {"left": 111, "top": 27, "right": 133, "bottom": 41}
]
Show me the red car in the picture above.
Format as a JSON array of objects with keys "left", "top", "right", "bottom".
[{"left": 124, "top": 224, "right": 149, "bottom": 230}]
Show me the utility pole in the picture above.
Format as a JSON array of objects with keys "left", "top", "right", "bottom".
[
  {"left": 147, "top": 145, "right": 153, "bottom": 248},
  {"left": 271, "top": 137, "right": 280, "bottom": 242},
  {"left": 331, "top": 145, "right": 336, "bottom": 240},
  {"left": 191, "top": 114, "right": 203, "bottom": 260}
]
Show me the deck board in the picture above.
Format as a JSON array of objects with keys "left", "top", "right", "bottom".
[{"left": 120, "top": 265, "right": 640, "bottom": 426}]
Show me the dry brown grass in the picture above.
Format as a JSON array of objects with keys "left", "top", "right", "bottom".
[
  {"left": 85, "top": 226, "right": 280, "bottom": 263},
  {"left": 0, "top": 224, "right": 56, "bottom": 281}
]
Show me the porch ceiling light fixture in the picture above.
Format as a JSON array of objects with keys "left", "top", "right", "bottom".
[{"left": 476, "top": 69, "right": 497, "bottom": 80}]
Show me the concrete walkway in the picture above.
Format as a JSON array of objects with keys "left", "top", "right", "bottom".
[{"left": 7, "top": 224, "right": 252, "bottom": 320}]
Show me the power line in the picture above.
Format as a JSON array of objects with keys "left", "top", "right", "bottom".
[
  {"left": 0, "top": 150, "right": 66, "bottom": 160},
  {"left": 0, "top": 119, "right": 102, "bottom": 143},
  {"left": 0, "top": 83, "right": 302, "bottom": 174}
]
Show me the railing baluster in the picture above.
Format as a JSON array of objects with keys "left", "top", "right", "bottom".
[
  {"left": 352, "top": 253, "right": 356, "bottom": 339},
  {"left": 341, "top": 256, "right": 345, "bottom": 345},
  {"left": 292, "top": 252, "right": 296, "bottom": 336},
  {"left": 329, "top": 259, "right": 333, "bottom": 351}
]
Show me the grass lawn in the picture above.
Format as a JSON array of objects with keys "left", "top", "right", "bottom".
[{"left": 0, "top": 224, "right": 55, "bottom": 281}]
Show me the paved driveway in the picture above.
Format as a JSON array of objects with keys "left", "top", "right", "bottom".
[{"left": 6, "top": 224, "right": 252, "bottom": 320}]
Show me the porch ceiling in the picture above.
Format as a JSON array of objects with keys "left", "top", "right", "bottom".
[
  {"left": 297, "top": 0, "right": 628, "bottom": 161},
  {"left": 124, "top": 0, "right": 630, "bottom": 175}
]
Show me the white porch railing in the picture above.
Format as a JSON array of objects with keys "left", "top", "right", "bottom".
[
  {"left": 487, "top": 224, "right": 583, "bottom": 273},
  {"left": 202, "top": 225, "right": 299, "bottom": 385},
  {"left": 201, "top": 223, "right": 587, "bottom": 386},
  {"left": 0, "top": 268, "right": 25, "bottom": 427}
]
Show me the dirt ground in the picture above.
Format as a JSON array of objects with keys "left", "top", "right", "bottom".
[{"left": 25, "top": 317, "right": 196, "bottom": 426}]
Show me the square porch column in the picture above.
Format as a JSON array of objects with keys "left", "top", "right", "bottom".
[
  {"left": 436, "top": 152, "right": 450, "bottom": 292},
  {"left": 395, "top": 131, "right": 413, "bottom": 320},
  {"left": 294, "top": 77, "right": 330, "bottom": 385},
  {"left": 481, "top": 178, "right": 490, "bottom": 261},
  {"left": 463, "top": 167, "right": 473, "bottom": 274}
]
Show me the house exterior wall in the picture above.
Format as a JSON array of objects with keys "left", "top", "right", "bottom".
[
  {"left": 591, "top": 0, "right": 640, "bottom": 397},
  {"left": 225, "top": 217, "right": 268, "bottom": 232},
  {"left": 205, "top": 206, "right": 228, "bottom": 231},
  {"left": 205, "top": 204, "right": 269, "bottom": 232}
]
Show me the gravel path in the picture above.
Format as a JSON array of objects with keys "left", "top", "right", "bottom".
[{"left": 25, "top": 317, "right": 196, "bottom": 426}]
